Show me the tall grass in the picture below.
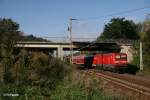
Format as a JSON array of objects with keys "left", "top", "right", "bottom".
[{"left": 50, "top": 67, "right": 135, "bottom": 100}]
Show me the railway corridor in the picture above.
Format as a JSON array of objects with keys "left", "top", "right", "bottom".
[{"left": 83, "top": 69, "right": 150, "bottom": 100}]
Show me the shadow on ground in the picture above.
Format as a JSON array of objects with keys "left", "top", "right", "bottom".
[{"left": 125, "top": 64, "right": 139, "bottom": 74}]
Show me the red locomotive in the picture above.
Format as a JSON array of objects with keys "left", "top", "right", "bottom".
[{"left": 72, "top": 53, "right": 127, "bottom": 72}]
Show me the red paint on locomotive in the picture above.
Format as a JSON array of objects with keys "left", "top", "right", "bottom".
[
  {"left": 93, "top": 53, "right": 127, "bottom": 68},
  {"left": 72, "top": 53, "right": 127, "bottom": 70}
]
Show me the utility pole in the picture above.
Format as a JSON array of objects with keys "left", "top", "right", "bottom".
[
  {"left": 68, "top": 18, "right": 77, "bottom": 64},
  {"left": 140, "top": 19, "right": 144, "bottom": 71},
  {"left": 140, "top": 41, "right": 143, "bottom": 71}
]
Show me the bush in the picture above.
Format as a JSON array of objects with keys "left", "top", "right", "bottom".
[{"left": 0, "top": 50, "right": 71, "bottom": 99}]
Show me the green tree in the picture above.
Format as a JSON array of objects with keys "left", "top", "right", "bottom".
[
  {"left": 0, "top": 18, "right": 20, "bottom": 82},
  {"left": 143, "top": 29, "right": 150, "bottom": 70},
  {"left": 97, "top": 18, "right": 139, "bottom": 40},
  {"left": 20, "top": 34, "right": 49, "bottom": 42},
  {"left": 0, "top": 18, "right": 20, "bottom": 58},
  {"left": 0, "top": 18, "right": 49, "bottom": 83}
]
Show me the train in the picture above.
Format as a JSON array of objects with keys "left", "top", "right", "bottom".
[{"left": 72, "top": 53, "right": 127, "bottom": 73}]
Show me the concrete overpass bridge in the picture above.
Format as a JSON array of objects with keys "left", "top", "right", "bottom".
[{"left": 16, "top": 40, "right": 135, "bottom": 60}]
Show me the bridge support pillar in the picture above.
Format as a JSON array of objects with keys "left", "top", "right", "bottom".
[{"left": 57, "top": 46, "right": 64, "bottom": 60}]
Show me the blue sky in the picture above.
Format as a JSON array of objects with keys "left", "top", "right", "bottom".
[{"left": 0, "top": 0, "right": 150, "bottom": 41}]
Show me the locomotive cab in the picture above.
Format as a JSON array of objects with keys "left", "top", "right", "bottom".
[{"left": 114, "top": 53, "right": 127, "bottom": 66}]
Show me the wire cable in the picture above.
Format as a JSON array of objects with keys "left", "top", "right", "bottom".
[{"left": 78, "top": 5, "right": 150, "bottom": 21}]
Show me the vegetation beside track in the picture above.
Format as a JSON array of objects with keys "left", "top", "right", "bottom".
[
  {"left": 0, "top": 50, "right": 133, "bottom": 99},
  {"left": 50, "top": 68, "right": 135, "bottom": 100},
  {"left": 0, "top": 50, "right": 68, "bottom": 99}
]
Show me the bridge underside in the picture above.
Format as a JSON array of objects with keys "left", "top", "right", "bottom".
[
  {"left": 16, "top": 42, "right": 121, "bottom": 60},
  {"left": 72, "top": 42, "right": 120, "bottom": 51}
]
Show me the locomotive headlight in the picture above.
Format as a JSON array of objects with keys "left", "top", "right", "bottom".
[{"left": 116, "top": 55, "right": 120, "bottom": 59}]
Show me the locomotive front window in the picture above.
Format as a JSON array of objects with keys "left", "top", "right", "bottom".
[{"left": 115, "top": 55, "right": 126, "bottom": 60}]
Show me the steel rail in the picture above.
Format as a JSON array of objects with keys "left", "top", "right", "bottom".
[{"left": 85, "top": 70, "right": 150, "bottom": 96}]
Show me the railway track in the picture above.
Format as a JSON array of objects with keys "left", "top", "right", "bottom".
[{"left": 83, "top": 69, "right": 150, "bottom": 98}]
